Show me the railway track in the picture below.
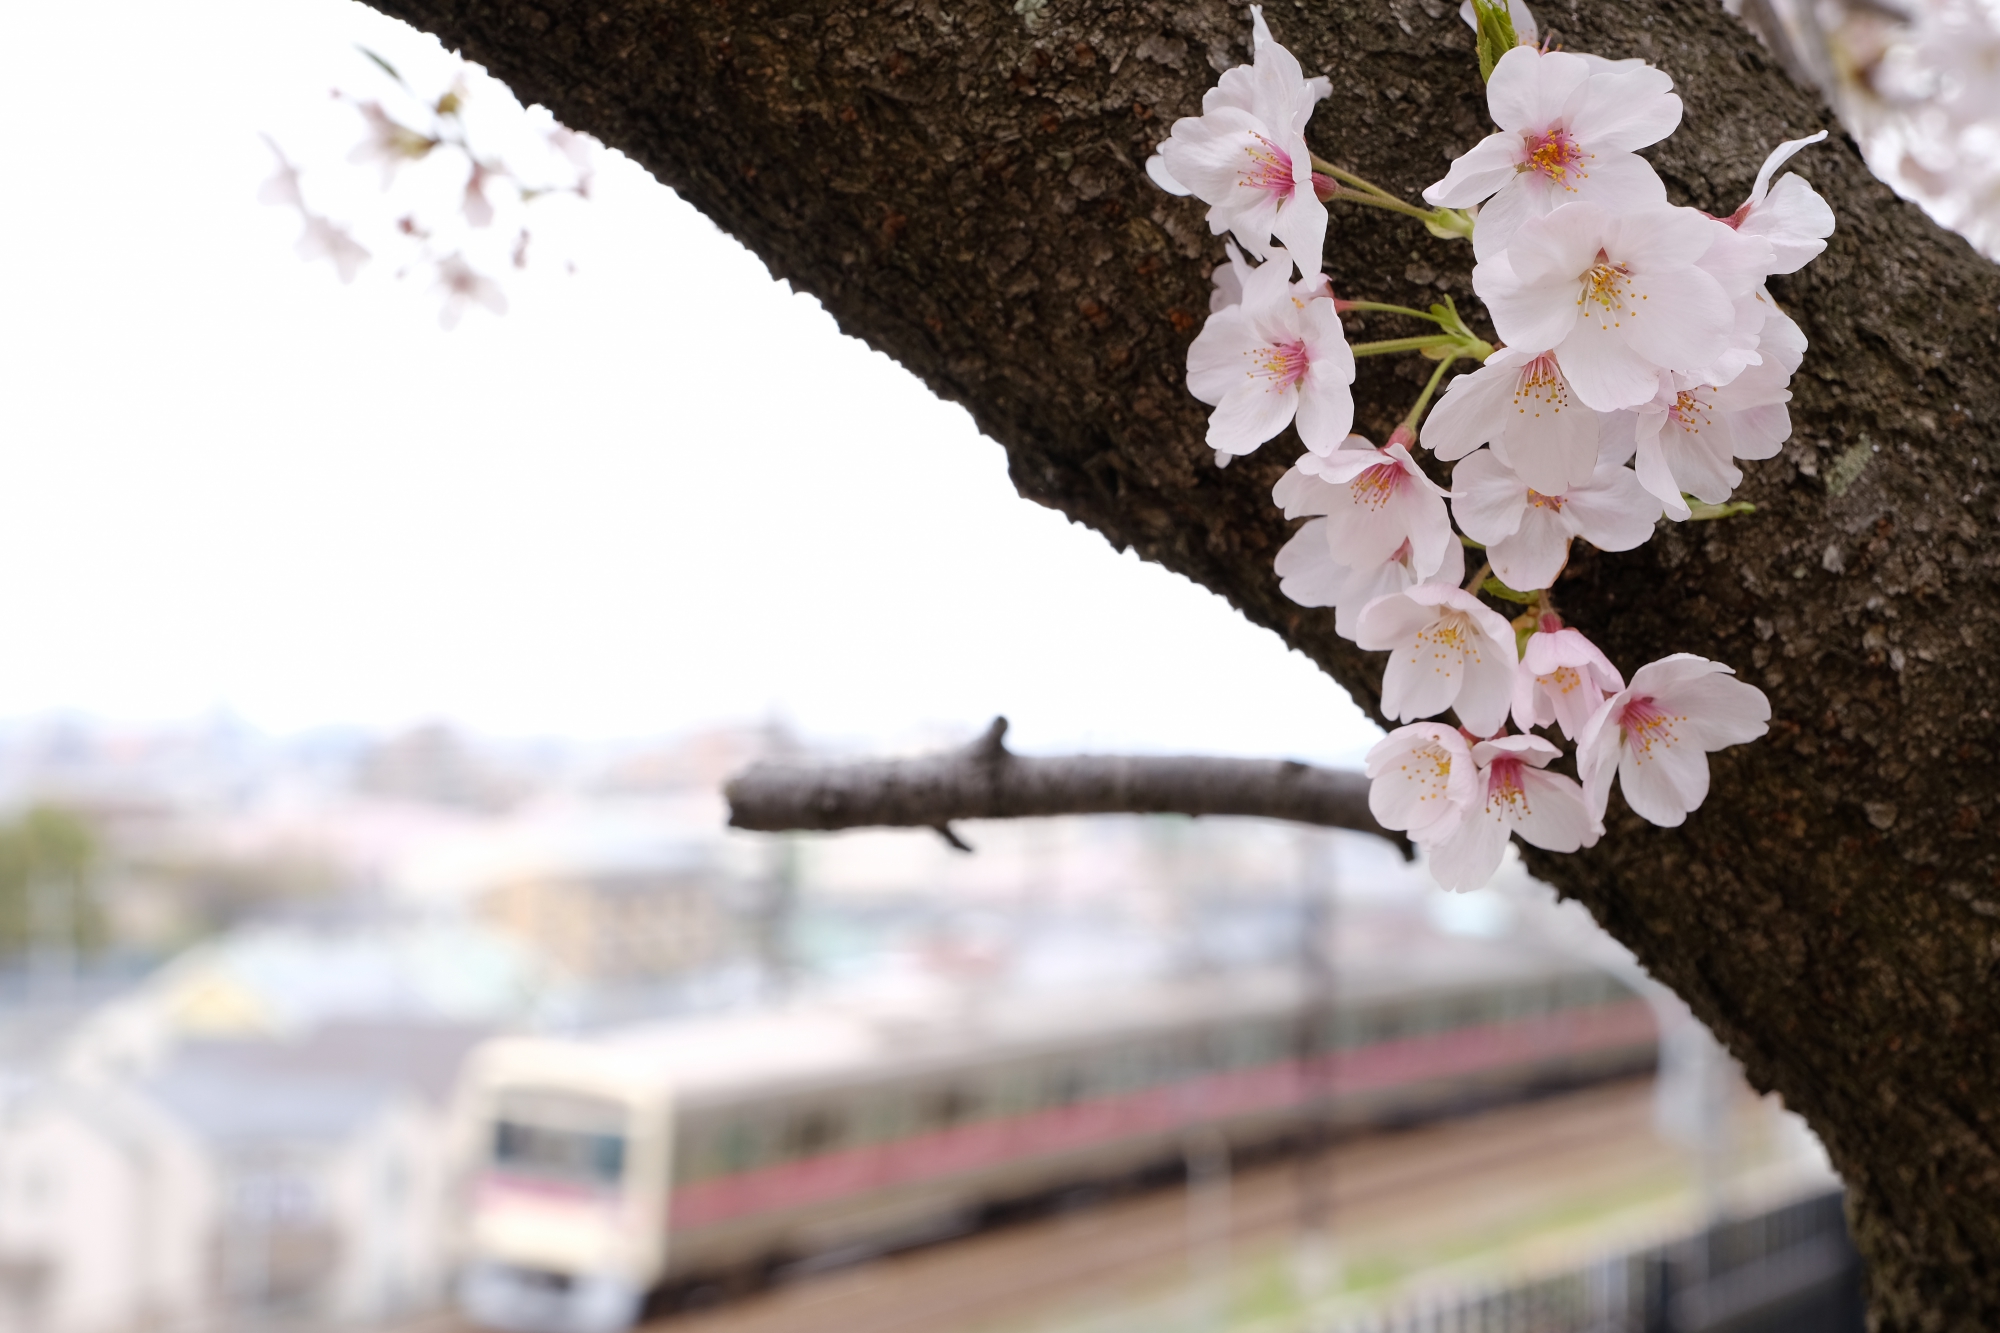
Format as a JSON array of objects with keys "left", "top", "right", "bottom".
[{"left": 530, "top": 1077, "right": 1700, "bottom": 1333}]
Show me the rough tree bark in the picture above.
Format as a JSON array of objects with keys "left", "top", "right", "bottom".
[{"left": 360, "top": 0, "right": 2000, "bottom": 1323}]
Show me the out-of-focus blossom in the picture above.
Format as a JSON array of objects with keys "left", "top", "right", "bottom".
[
  {"left": 296, "top": 216, "right": 370, "bottom": 284},
  {"left": 348, "top": 101, "right": 438, "bottom": 185},
  {"left": 435, "top": 254, "right": 508, "bottom": 329}
]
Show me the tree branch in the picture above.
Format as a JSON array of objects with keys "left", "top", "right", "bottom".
[{"left": 725, "top": 716, "right": 1404, "bottom": 854}]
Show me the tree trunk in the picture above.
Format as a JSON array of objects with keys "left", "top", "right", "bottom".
[{"left": 359, "top": 0, "right": 2000, "bottom": 1322}]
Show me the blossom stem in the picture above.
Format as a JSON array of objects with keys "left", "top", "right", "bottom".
[
  {"left": 1308, "top": 156, "right": 1475, "bottom": 239},
  {"left": 1464, "top": 560, "right": 1493, "bottom": 593},
  {"left": 1402, "top": 353, "right": 1461, "bottom": 443},
  {"left": 1350, "top": 335, "right": 1459, "bottom": 357},
  {"left": 1324, "top": 189, "right": 1447, "bottom": 225},
  {"left": 1308, "top": 157, "right": 1399, "bottom": 199},
  {"left": 1340, "top": 301, "right": 1448, "bottom": 323}
]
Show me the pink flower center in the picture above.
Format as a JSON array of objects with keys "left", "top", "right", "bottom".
[
  {"left": 1486, "top": 757, "right": 1531, "bottom": 817},
  {"left": 1239, "top": 133, "right": 1297, "bottom": 202},
  {"left": 1540, "top": 665, "right": 1584, "bottom": 696},
  {"left": 1249, "top": 339, "right": 1311, "bottom": 390},
  {"left": 1578, "top": 252, "right": 1642, "bottom": 328},
  {"left": 1668, "top": 389, "right": 1714, "bottom": 432},
  {"left": 1619, "top": 695, "right": 1686, "bottom": 760},
  {"left": 1512, "top": 353, "right": 1574, "bottom": 419},
  {"left": 1520, "top": 128, "right": 1586, "bottom": 186},
  {"left": 1526, "top": 488, "right": 1567, "bottom": 511},
  {"left": 1348, "top": 462, "right": 1406, "bottom": 511}
]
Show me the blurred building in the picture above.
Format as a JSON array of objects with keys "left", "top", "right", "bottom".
[{"left": 479, "top": 858, "right": 738, "bottom": 984}]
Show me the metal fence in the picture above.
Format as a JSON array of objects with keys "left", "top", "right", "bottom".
[{"left": 1333, "top": 1191, "right": 1864, "bottom": 1333}]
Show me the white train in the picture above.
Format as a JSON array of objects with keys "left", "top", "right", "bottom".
[{"left": 449, "top": 935, "right": 1656, "bottom": 1332}]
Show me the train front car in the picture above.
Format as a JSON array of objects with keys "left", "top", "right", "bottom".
[{"left": 452, "top": 1040, "right": 672, "bottom": 1333}]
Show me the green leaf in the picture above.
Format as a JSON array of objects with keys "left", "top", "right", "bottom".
[
  {"left": 1470, "top": 0, "right": 1517, "bottom": 81},
  {"left": 1481, "top": 576, "right": 1536, "bottom": 605},
  {"left": 356, "top": 45, "right": 407, "bottom": 87}
]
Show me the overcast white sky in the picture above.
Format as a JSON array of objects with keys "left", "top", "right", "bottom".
[{"left": 0, "top": 0, "right": 1381, "bottom": 764}]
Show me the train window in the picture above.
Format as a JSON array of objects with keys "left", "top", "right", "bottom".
[
  {"left": 991, "top": 1065, "right": 1039, "bottom": 1116},
  {"left": 1047, "top": 1065, "right": 1086, "bottom": 1107},
  {"left": 786, "top": 1106, "right": 845, "bottom": 1158},
  {"left": 493, "top": 1120, "right": 626, "bottom": 1186},
  {"left": 719, "top": 1116, "right": 771, "bottom": 1174},
  {"left": 920, "top": 1085, "right": 973, "bottom": 1129}
]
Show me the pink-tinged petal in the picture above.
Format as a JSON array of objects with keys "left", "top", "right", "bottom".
[
  {"left": 1422, "top": 348, "right": 1529, "bottom": 460},
  {"left": 1402, "top": 487, "right": 1457, "bottom": 584},
  {"left": 1512, "top": 662, "right": 1554, "bottom": 735},
  {"left": 1486, "top": 47, "right": 1591, "bottom": 133},
  {"left": 1526, "top": 626, "right": 1624, "bottom": 693},
  {"left": 1618, "top": 726, "right": 1710, "bottom": 827},
  {"left": 1186, "top": 308, "right": 1258, "bottom": 405},
  {"left": 1739, "top": 173, "right": 1835, "bottom": 274},
  {"left": 1490, "top": 359, "right": 1602, "bottom": 493},
  {"left": 1555, "top": 323, "right": 1662, "bottom": 412},
  {"left": 1352, "top": 590, "right": 1443, "bottom": 651},
  {"left": 1272, "top": 464, "right": 1341, "bottom": 518},
  {"left": 1449, "top": 448, "right": 1529, "bottom": 545},
  {"left": 1633, "top": 414, "right": 1693, "bottom": 520},
  {"left": 1489, "top": 506, "right": 1572, "bottom": 591},
  {"left": 1651, "top": 404, "right": 1744, "bottom": 503},
  {"left": 1272, "top": 191, "right": 1330, "bottom": 276},
  {"left": 1425, "top": 808, "right": 1511, "bottom": 892},
  {"left": 1731, "top": 402, "right": 1792, "bottom": 459},
  {"left": 1476, "top": 258, "right": 1580, "bottom": 354},
  {"left": 1366, "top": 724, "right": 1475, "bottom": 842},
  {"left": 1608, "top": 205, "right": 1720, "bottom": 273},
  {"left": 1696, "top": 224, "right": 1777, "bottom": 302},
  {"left": 1469, "top": 174, "right": 1558, "bottom": 263},
  {"left": 1452, "top": 631, "right": 1520, "bottom": 737},
  {"left": 1564, "top": 463, "right": 1663, "bottom": 551},
  {"left": 1273, "top": 520, "right": 1345, "bottom": 608},
  {"left": 1494, "top": 200, "right": 1610, "bottom": 288},
  {"left": 1566, "top": 148, "right": 1670, "bottom": 212},
  {"left": 1566, "top": 65, "right": 1681, "bottom": 152},
  {"left": 1746, "top": 131, "right": 1828, "bottom": 206},
  {"left": 1575, "top": 695, "right": 1623, "bottom": 822},
  {"left": 1294, "top": 368, "right": 1356, "bottom": 454},
  {"left": 1434, "top": 530, "right": 1468, "bottom": 586},
  {"left": 1472, "top": 733, "right": 1563, "bottom": 767},
  {"left": 1424, "top": 132, "right": 1526, "bottom": 208},
  {"left": 1146, "top": 153, "right": 1193, "bottom": 196},
  {"left": 1619, "top": 265, "right": 1736, "bottom": 375},
  {"left": 1596, "top": 407, "right": 1641, "bottom": 468},
  {"left": 1655, "top": 669, "right": 1771, "bottom": 749},
  {"left": 1330, "top": 554, "right": 1418, "bottom": 639},
  {"left": 1207, "top": 380, "right": 1299, "bottom": 454},
  {"left": 1379, "top": 626, "right": 1470, "bottom": 724},
  {"left": 1509, "top": 766, "right": 1600, "bottom": 851}
]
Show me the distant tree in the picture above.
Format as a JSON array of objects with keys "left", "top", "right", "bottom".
[{"left": 0, "top": 806, "right": 105, "bottom": 961}]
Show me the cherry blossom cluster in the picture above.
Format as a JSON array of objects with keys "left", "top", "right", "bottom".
[
  {"left": 1805, "top": 0, "right": 2000, "bottom": 260},
  {"left": 1146, "top": 3, "right": 1834, "bottom": 891},
  {"left": 260, "top": 46, "right": 597, "bottom": 328}
]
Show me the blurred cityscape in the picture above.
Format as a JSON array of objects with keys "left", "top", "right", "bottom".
[{"left": 0, "top": 714, "right": 1849, "bottom": 1333}]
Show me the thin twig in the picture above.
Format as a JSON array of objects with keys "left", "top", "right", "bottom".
[{"left": 725, "top": 716, "right": 1408, "bottom": 856}]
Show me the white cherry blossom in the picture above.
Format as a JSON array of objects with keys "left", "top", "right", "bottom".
[
  {"left": 1427, "top": 734, "right": 1601, "bottom": 891},
  {"left": 1365, "top": 723, "right": 1480, "bottom": 846},
  {"left": 1512, "top": 622, "right": 1625, "bottom": 740},
  {"left": 1354, "top": 584, "right": 1519, "bottom": 736},
  {"left": 1187, "top": 247, "right": 1354, "bottom": 456},
  {"left": 1277, "top": 438, "right": 1452, "bottom": 569},
  {"left": 1421, "top": 345, "right": 1602, "bottom": 494},
  {"left": 1449, "top": 448, "right": 1663, "bottom": 591},
  {"left": 1474, "top": 202, "right": 1738, "bottom": 412},
  {"left": 1726, "top": 132, "right": 1835, "bottom": 275},
  {"left": 1576, "top": 654, "right": 1771, "bottom": 827},
  {"left": 1274, "top": 518, "right": 1466, "bottom": 637},
  {"left": 1632, "top": 305, "right": 1806, "bottom": 519},
  {"left": 1149, "top": 12, "right": 1329, "bottom": 266},
  {"left": 1423, "top": 46, "right": 1680, "bottom": 261}
]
